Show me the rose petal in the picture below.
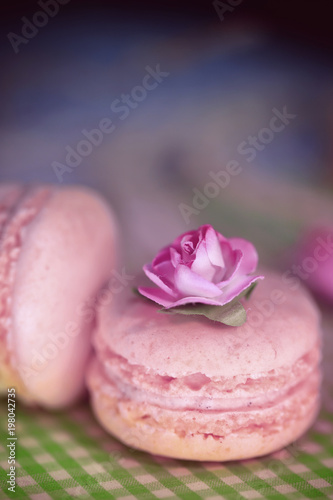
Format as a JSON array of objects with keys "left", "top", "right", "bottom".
[
  {"left": 139, "top": 277, "right": 263, "bottom": 309},
  {"left": 205, "top": 226, "right": 224, "bottom": 268},
  {"left": 138, "top": 287, "right": 176, "bottom": 308},
  {"left": 180, "top": 232, "right": 201, "bottom": 263},
  {"left": 154, "top": 260, "right": 176, "bottom": 286},
  {"left": 170, "top": 247, "right": 181, "bottom": 267},
  {"left": 182, "top": 240, "right": 194, "bottom": 255},
  {"left": 219, "top": 274, "right": 264, "bottom": 305},
  {"left": 217, "top": 232, "right": 229, "bottom": 244},
  {"left": 219, "top": 246, "right": 242, "bottom": 282},
  {"left": 143, "top": 264, "right": 177, "bottom": 297},
  {"left": 152, "top": 247, "right": 171, "bottom": 267},
  {"left": 172, "top": 230, "right": 197, "bottom": 254},
  {"left": 174, "top": 265, "right": 222, "bottom": 298},
  {"left": 191, "top": 239, "right": 216, "bottom": 281},
  {"left": 161, "top": 294, "right": 228, "bottom": 309},
  {"left": 228, "top": 237, "right": 258, "bottom": 274},
  {"left": 138, "top": 287, "right": 232, "bottom": 309}
]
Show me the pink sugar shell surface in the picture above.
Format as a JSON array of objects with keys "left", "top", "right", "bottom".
[
  {"left": 0, "top": 184, "right": 118, "bottom": 409},
  {"left": 87, "top": 272, "right": 322, "bottom": 461}
]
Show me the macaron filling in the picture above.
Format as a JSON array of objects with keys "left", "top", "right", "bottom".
[
  {"left": 96, "top": 345, "right": 320, "bottom": 412},
  {"left": 97, "top": 341, "right": 320, "bottom": 403}
]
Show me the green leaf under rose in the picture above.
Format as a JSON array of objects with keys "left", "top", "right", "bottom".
[{"left": 158, "top": 282, "right": 257, "bottom": 326}]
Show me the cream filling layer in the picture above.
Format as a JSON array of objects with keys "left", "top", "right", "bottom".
[
  {"left": 98, "top": 340, "right": 320, "bottom": 401},
  {"left": 98, "top": 356, "right": 321, "bottom": 412}
]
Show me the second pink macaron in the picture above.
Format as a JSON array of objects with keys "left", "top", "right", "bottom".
[{"left": 87, "top": 271, "right": 322, "bottom": 461}]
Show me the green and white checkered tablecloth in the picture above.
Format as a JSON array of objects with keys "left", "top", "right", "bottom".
[
  {"left": 0, "top": 397, "right": 333, "bottom": 500},
  {"left": 1, "top": 179, "right": 333, "bottom": 500}
]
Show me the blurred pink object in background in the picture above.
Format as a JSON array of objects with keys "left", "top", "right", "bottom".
[{"left": 294, "top": 226, "right": 333, "bottom": 303}]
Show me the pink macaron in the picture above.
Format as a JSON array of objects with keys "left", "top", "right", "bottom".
[
  {"left": 0, "top": 184, "right": 117, "bottom": 409},
  {"left": 87, "top": 271, "right": 322, "bottom": 461}
]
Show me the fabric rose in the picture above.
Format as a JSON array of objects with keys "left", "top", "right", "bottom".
[{"left": 138, "top": 225, "right": 264, "bottom": 309}]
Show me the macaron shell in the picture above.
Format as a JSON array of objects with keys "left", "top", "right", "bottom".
[
  {"left": 0, "top": 186, "right": 51, "bottom": 402},
  {"left": 0, "top": 186, "right": 26, "bottom": 370},
  {"left": 11, "top": 186, "right": 118, "bottom": 408},
  {"left": 96, "top": 272, "right": 320, "bottom": 378}
]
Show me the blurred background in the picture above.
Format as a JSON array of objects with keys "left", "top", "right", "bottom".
[
  {"left": 1, "top": 5, "right": 333, "bottom": 495},
  {"left": 0, "top": 0, "right": 332, "bottom": 270}
]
